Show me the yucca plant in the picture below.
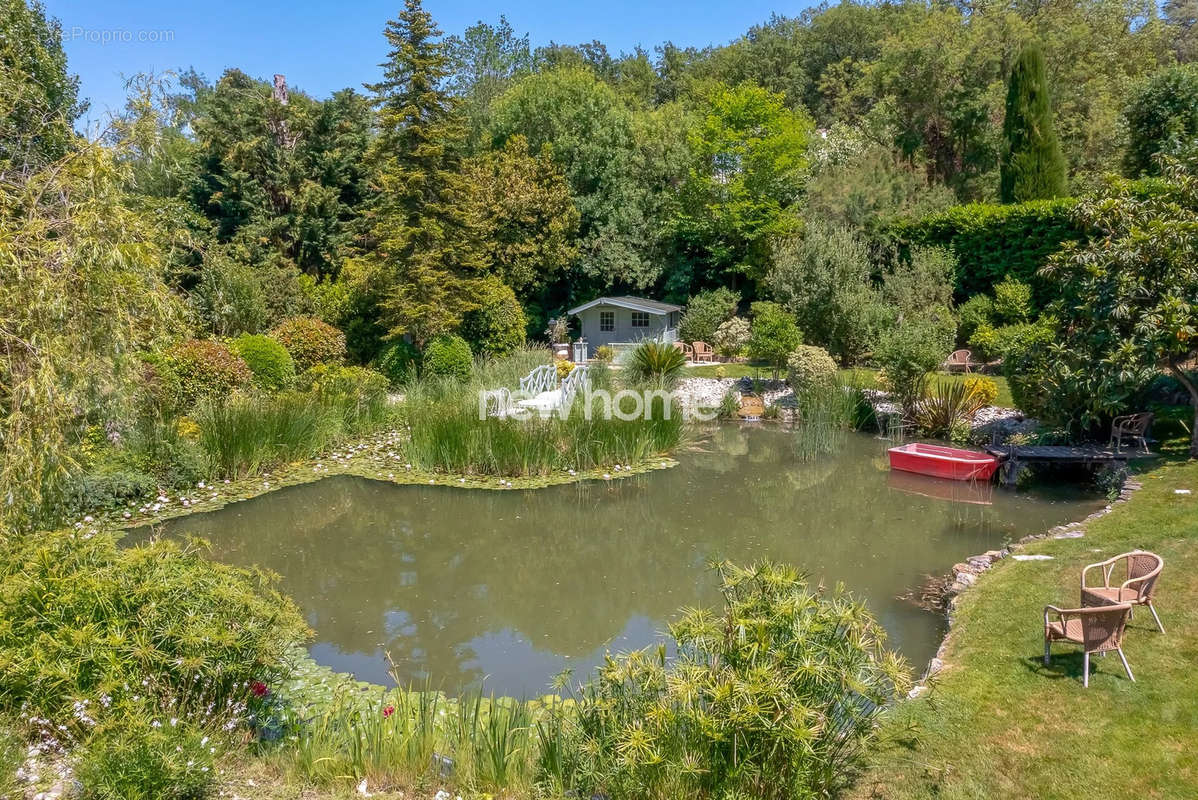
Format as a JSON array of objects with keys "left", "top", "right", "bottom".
[
  {"left": 914, "top": 379, "right": 989, "bottom": 439},
  {"left": 624, "top": 341, "right": 687, "bottom": 387}
]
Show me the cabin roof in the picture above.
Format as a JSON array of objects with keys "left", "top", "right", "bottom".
[{"left": 567, "top": 296, "right": 683, "bottom": 316}]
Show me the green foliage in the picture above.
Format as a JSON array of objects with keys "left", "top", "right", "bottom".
[
  {"left": 884, "top": 245, "right": 957, "bottom": 317},
  {"left": 0, "top": 0, "right": 81, "bottom": 172},
  {"left": 1039, "top": 161, "right": 1198, "bottom": 450},
  {"left": 992, "top": 276, "right": 1033, "bottom": 324},
  {"left": 625, "top": 341, "right": 687, "bottom": 387},
  {"left": 459, "top": 279, "right": 527, "bottom": 357},
  {"left": 677, "top": 287, "right": 739, "bottom": 344},
  {"left": 76, "top": 711, "right": 221, "bottom": 800},
  {"left": 876, "top": 318, "right": 954, "bottom": 412},
  {"left": 964, "top": 374, "right": 1000, "bottom": 407},
  {"left": 914, "top": 379, "right": 990, "bottom": 438},
  {"left": 956, "top": 294, "right": 995, "bottom": 345},
  {"left": 376, "top": 340, "right": 422, "bottom": 386},
  {"left": 64, "top": 468, "right": 157, "bottom": 516},
  {"left": 1000, "top": 43, "right": 1067, "bottom": 203},
  {"left": 549, "top": 562, "right": 910, "bottom": 799},
  {"left": 675, "top": 83, "right": 813, "bottom": 285},
  {"left": 230, "top": 333, "right": 296, "bottom": 391},
  {"left": 712, "top": 317, "right": 750, "bottom": 358},
  {"left": 593, "top": 345, "right": 614, "bottom": 363},
  {"left": 301, "top": 365, "right": 393, "bottom": 434},
  {"left": 422, "top": 334, "right": 475, "bottom": 380},
  {"left": 766, "top": 222, "right": 882, "bottom": 363},
  {"left": 1124, "top": 64, "right": 1198, "bottom": 177},
  {"left": 191, "top": 248, "right": 269, "bottom": 337},
  {"left": 748, "top": 301, "right": 802, "bottom": 378},
  {"left": 0, "top": 529, "right": 307, "bottom": 728},
  {"left": 163, "top": 339, "right": 253, "bottom": 409},
  {"left": 268, "top": 317, "right": 347, "bottom": 373},
  {"left": 786, "top": 345, "right": 838, "bottom": 390},
  {"left": 0, "top": 725, "right": 19, "bottom": 798},
  {"left": 887, "top": 199, "right": 1082, "bottom": 300}
]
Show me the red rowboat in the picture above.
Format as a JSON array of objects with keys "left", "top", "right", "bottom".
[{"left": 887, "top": 442, "right": 1000, "bottom": 482}]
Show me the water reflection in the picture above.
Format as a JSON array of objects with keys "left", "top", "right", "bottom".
[{"left": 141, "top": 427, "right": 1101, "bottom": 695}]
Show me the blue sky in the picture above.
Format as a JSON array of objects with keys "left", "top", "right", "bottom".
[{"left": 45, "top": 0, "right": 807, "bottom": 125}]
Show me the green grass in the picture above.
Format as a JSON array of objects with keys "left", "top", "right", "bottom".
[
  {"left": 681, "top": 364, "right": 1016, "bottom": 408},
  {"left": 851, "top": 458, "right": 1198, "bottom": 799}
]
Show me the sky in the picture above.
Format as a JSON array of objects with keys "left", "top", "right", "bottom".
[{"left": 45, "top": 0, "right": 808, "bottom": 126}]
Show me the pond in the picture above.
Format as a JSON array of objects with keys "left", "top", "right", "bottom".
[{"left": 141, "top": 426, "right": 1102, "bottom": 696}]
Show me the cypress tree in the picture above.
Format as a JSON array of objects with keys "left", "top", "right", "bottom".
[
  {"left": 363, "top": 0, "right": 486, "bottom": 345},
  {"left": 999, "top": 42, "right": 1066, "bottom": 204}
]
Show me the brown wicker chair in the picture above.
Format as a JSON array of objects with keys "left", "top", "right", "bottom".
[
  {"left": 691, "top": 341, "right": 715, "bottom": 362},
  {"left": 1082, "top": 550, "right": 1165, "bottom": 633},
  {"left": 1109, "top": 412, "right": 1153, "bottom": 454},
  {"left": 942, "top": 349, "right": 975, "bottom": 373},
  {"left": 1043, "top": 601, "right": 1134, "bottom": 687}
]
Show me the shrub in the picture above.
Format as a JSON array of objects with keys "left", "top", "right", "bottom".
[
  {"left": 748, "top": 302, "right": 802, "bottom": 378},
  {"left": 786, "top": 345, "right": 838, "bottom": 390},
  {"left": 968, "top": 318, "right": 1046, "bottom": 363},
  {"left": 64, "top": 469, "right": 157, "bottom": 515},
  {"left": 678, "top": 287, "right": 739, "bottom": 344},
  {"left": 875, "top": 318, "right": 952, "bottom": 412},
  {"left": 376, "top": 340, "right": 421, "bottom": 386},
  {"left": 76, "top": 710, "right": 220, "bottom": 800},
  {"left": 914, "top": 379, "right": 990, "bottom": 438},
  {"left": 269, "top": 317, "right": 347, "bottom": 373},
  {"left": 956, "top": 294, "right": 995, "bottom": 345},
  {"left": 0, "top": 725, "right": 19, "bottom": 798},
  {"left": 551, "top": 562, "right": 910, "bottom": 800},
  {"left": 885, "top": 198, "right": 1082, "bottom": 300},
  {"left": 191, "top": 248, "right": 268, "bottom": 337},
  {"left": 422, "top": 334, "right": 474, "bottom": 381},
  {"left": 593, "top": 344, "right": 614, "bottom": 363},
  {"left": 964, "top": 374, "right": 999, "bottom": 407},
  {"left": 0, "top": 529, "right": 307, "bottom": 730},
  {"left": 1123, "top": 64, "right": 1198, "bottom": 177},
  {"left": 992, "top": 276, "right": 1033, "bottom": 323},
  {"left": 624, "top": 341, "right": 686, "bottom": 387},
  {"left": 162, "top": 340, "right": 253, "bottom": 409},
  {"left": 304, "top": 365, "right": 393, "bottom": 434},
  {"left": 712, "top": 317, "right": 750, "bottom": 358},
  {"left": 459, "top": 279, "right": 527, "bottom": 357},
  {"left": 230, "top": 333, "right": 296, "bottom": 391},
  {"left": 554, "top": 358, "right": 575, "bottom": 381}
]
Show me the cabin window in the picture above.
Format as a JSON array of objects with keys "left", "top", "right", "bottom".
[
  {"left": 599, "top": 310, "right": 615, "bottom": 332},
  {"left": 631, "top": 311, "right": 650, "bottom": 328}
]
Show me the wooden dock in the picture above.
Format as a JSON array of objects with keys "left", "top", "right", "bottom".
[{"left": 983, "top": 444, "right": 1146, "bottom": 486}]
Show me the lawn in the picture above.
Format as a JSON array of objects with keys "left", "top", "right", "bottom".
[
  {"left": 851, "top": 457, "right": 1198, "bottom": 799},
  {"left": 681, "top": 363, "right": 1016, "bottom": 408}
]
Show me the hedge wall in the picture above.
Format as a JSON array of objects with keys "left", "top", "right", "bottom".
[{"left": 885, "top": 198, "right": 1083, "bottom": 301}]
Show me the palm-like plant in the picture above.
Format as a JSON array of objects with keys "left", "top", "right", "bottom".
[
  {"left": 625, "top": 341, "right": 687, "bottom": 387},
  {"left": 914, "top": 379, "right": 989, "bottom": 438}
]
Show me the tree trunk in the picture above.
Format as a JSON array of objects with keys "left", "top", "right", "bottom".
[{"left": 1166, "top": 362, "right": 1198, "bottom": 458}]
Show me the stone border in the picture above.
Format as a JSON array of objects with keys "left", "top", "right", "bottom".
[{"left": 907, "top": 477, "right": 1144, "bottom": 698}]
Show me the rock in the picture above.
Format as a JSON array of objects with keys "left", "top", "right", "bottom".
[
  {"left": 926, "top": 657, "right": 944, "bottom": 677},
  {"left": 956, "top": 572, "right": 978, "bottom": 587},
  {"left": 907, "top": 684, "right": 929, "bottom": 699},
  {"left": 1052, "top": 530, "right": 1085, "bottom": 539}
]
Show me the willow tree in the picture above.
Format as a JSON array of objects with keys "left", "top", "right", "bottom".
[
  {"left": 1000, "top": 42, "right": 1066, "bottom": 203},
  {"left": 1, "top": 144, "right": 180, "bottom": 531}
]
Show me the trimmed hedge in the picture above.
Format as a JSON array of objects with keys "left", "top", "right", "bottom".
[{"left": 885, "top": 198, "right": 1082, "bottom": 301}]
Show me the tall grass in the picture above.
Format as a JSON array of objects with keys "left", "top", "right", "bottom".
[
  {"left": 793, "top": 380, "right": 870, "bottom": 461},
  {"left": 399, "top": 375, "right": 686, "bottom": 476},
  {"left": 195, "top": 392, "right": 340, "bottom": 478}
]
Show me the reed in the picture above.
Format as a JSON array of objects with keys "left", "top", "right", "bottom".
[
  {"left": 195, "top": 392, "right": 340, "bottom": 478},
  {"left": 793, "top": 380, "right": 868, "bottom": 461}
]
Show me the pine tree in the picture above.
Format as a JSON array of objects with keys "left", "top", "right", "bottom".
[
  {"left": 364, "top": 0, "right": 487, "bottom": 345},
  {"left": 1000, "top": 42, "right": 1067, "bottom": 203}
]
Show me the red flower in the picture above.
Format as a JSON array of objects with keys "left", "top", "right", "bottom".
[
  {"left": 251, "top": 681, "right": 270, "bottom": 697},
  {"left": 383, "top": 705, "right": 395, "bottom": 718}
]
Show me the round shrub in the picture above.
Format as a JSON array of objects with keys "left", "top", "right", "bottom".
[
  {"left": 956, "top": 294, "right": 995, "bottom": 345},
  {"left": 376, "top": 340, "right": 422, "bottom": 386},
  {"left": 992, "top": 276, "right": 1033, "bottom": 323},
  {"left": 230, "top": 333, "right": 296, "bottom": 391},
  {"left": 594, "top": 344, "right": 614, "bottom": 363},
  {"left": 268, "top": 317, "right": 347, "bottom": 373},
  {"left": 786, "top": 345, "right": 838, "bottom": 390},
  {"left": 459, "top": 279, "right": 527, "bottom": 357},
  {"left": 964, "top": 374, "right": 999, "bottom": 407},
  {"left": 713, "top": 316, "right": 750, "bottom": 358},
  {"left": 162, "top": 339, "right": 253, "bottom": 408},
  {"left": 304, "top": 364, "right": 390, "bottom": 405},
  {"left": 422, "top": 334, "right": 474, "bottom": 380}
]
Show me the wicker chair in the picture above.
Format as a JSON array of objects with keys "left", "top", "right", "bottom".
[
  {"left": 1109, "top": 412, "right": 1153, "bottom": 454},
  {"left": 942, "top": 349, "right": 975, "bottom": 373},
  {"left": 1043, "top": 601, "right": 1134, "bottom": 687},
  {"left": 1082, "top": 550, "right": 1165, "bottom": 633},
  {"left": 691, "top": 341, "right": 715, "bottom": 362}
]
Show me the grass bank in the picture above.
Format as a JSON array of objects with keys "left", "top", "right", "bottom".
[
  {"left": 851, "top": 458, "right": 1198, "bottom": 799},
  {"left": 682, "top": 365, "right": 1016, "bottom": 408}
]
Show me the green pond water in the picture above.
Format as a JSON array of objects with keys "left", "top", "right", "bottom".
[{"left": 142, "top": 426, "right": 1102, "bottom": 696}]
